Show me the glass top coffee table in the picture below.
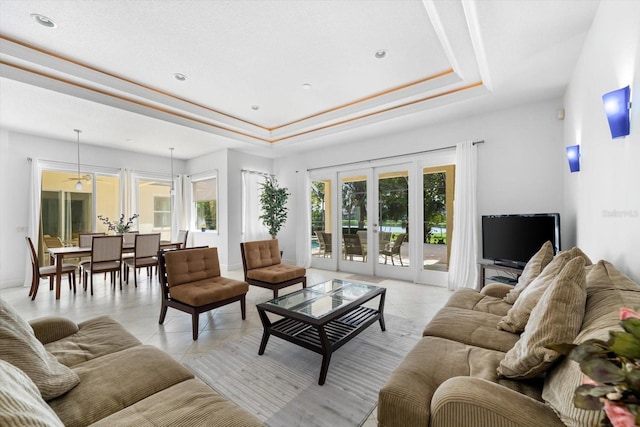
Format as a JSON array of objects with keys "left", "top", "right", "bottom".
[{"left": 256, "top": 279, "right": 386, "bottom": 385}]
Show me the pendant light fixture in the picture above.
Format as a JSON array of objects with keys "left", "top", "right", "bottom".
[
  {"left": 169, "top": 147, "right": 175, "bottom": 196},
  {"left": 74, "top": 129, "right": 83, "bottom": 191}
]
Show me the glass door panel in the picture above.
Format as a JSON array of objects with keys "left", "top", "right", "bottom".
[
  {"left": 377, "top": 169, "right": 409, "bottom": 268},
  {"left": 338, "top": 170, "right": 371, "bottom": 274},
  {"left": 422, "top": 165, "right": 455, "bottom": 271},
  {"left": 311, "top": 179, "right": 333, "bottom": 259}
]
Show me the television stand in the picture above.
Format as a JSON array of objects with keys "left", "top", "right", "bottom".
[{"left": 478, "top": 263, "right": 523, "bottom": 289}]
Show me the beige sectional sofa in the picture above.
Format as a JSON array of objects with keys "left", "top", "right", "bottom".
[
  {"left": 0, "top": 298, "right": 263, "bottom": 427},
  {"left": 378, "top": 243, "right": 640, "bottom": 427}
]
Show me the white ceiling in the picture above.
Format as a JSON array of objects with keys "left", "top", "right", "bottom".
[{"left": 0, "top": 0, "right": 600, "bottom": 159}]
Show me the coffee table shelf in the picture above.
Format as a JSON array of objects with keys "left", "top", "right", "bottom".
[{"left": 256, "top": 279, "right": 386, "bottom": 385}]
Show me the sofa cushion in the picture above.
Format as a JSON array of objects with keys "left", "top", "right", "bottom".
[
  {"left": 498, "top": 251, "right": 578, "bottom": 333},
  {"left": 242, "top": 239, "right": 282, "bottom": 270},
  {"left": 445, "top": 288, "right": 512, "bottom": 316},
  {"left": 89, "top": 378, "right": 264, "bottom": 427},
  {"left": 164, "top": 247, "right": 221, "bottom": 287},
  {"left": 423, "top": 306, "right": 520, "bottom": 352},
  {"left": 246, "top": 263, "right": 306, "bottom": 284},
  {"left": 0, "top": 297, "right": 80, "bottom": 401},
  {"left": 169, "top": 276, "right": 249, "bottom": 306},
  {"left": 48, "top": 345, "right": 194, "bottom": 427},
  {"left": 378, "top": 335, "right": 542, "bottom": 427},
  {"left": 542, "top": 260, "right": 640, "bottom": 427},
  {"left": 0, "top": 358, "right": 64, "bottom": 427},
  {"left": 498, "top": 257, "right": 587, "bottom": 379},
  {"left": 43, "top": 316, "right": 141, "bottom": 367},
  {"left": 503, "top": 241, "right": 555, "bottom": 304}
]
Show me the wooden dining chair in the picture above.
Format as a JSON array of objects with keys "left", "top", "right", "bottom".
[
  {"left": 77, "top": 232, "right": 106, "bottom": 284},
  {"left": 25, "top": 237, "right": 76, "bottom": 300},
  {"left": 123, "top": 233, "right": 160, "bottom": 287},
  {"left": 83, "top": 235, "right": 123, "bottom": 295},
  {"left": 176, "top": 229, "right": 189, "bottom": 249}
]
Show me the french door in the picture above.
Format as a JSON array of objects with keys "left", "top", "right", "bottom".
[{"left": 336, "top": 164, "right": 413, "bottom": 281}]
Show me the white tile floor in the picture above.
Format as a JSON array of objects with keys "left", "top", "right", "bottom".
[{"left": 0, "top": 267, "right": 452, "bottom": 426}]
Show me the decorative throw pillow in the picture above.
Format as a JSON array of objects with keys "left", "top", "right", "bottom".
[
  {"left": 503, "top": 241, "right": 555, "bottom": 304},
  {"left": 497, "top": 251, "right": 573, "bottom": 333},
  {"left": 558, "top": 247, "right": 593, "bottom": 266},
  {"left": 0, "top": 359, "right": 64, "bottom": 427},
  {"left": 0, "top": 297, "right": 80, "bottom": 401},
  {"left": 498, "top": 257, "right": 587, "bottom": 379}
]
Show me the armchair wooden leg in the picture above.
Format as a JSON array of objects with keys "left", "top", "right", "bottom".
[
  {"left": 241, "top": 296, "right": 246, "bottom": 320},
  {"left": 192, "top": 313, "right": 199, "bottom": 341},
  {"left": 159, "top": 303, "right": 168, "bottom": 324}
]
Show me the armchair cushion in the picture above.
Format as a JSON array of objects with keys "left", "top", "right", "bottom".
[
  {"left": 169, "top": 277, "right": 249, "bottom": 306},
  {"left": 242, "top": 239, "right": 281, "bottom": 269},
  {"left": 0, "top": 297, "right": 80, "bottom": 401},
  {"left": 246, "top": 263, "right": 306, "bottom": 284},
  {"left": 164, "top": 248, "right": 221, "bottom": 287}
]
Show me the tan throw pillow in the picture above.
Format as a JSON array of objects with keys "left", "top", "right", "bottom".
[
  {"left": 0, "top": 298, "right": 80, "bottom": 401},
  {"left": 503, "top": 241, "right": 555, "bottom": 304},
  {"left": 498, "top": 257, "right": 586, "bottom": 379},
  {"left": 498, "top": 251, "right": 573, "bottom": 333},
  {"left": 558, "top": 246, "right": 593, "bottom": 266},
  {"left": 0, "top": 359, "right": 64, "bottom": 427}
]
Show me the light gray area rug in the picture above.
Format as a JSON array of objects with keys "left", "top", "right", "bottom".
[
  {"left": 344, "top": 274, "right": 386, "bottom": 284},
  {"left": 185, "top": 314, "right": 422, "bottom": 427}
]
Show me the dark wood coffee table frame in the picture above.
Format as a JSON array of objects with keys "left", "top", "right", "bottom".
[{"left": 256, "top": 283, "right": 386, "bottom": 385}]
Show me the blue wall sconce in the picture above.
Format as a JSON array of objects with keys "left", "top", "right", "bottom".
[
  {"left": 602, "top": 86, "right": 631, "bottom": 138},
  {"left": 566, "top": 145, "right": 580, "bottom": 173}
]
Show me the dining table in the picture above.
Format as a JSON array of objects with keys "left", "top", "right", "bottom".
[{"left": 47, "top": 240, "right": 182, "bottom": 300}]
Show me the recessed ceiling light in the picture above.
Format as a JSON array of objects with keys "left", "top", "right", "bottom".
[
  {"left": 251, "top": 105, "right": 260, "bottom": 110},
  {"left": 302, "top": 83, "right": 312, "bottom": 90},
  {"left": 375, "top": 49, "right": 387, "bottom": 59},
  {"left": 30, "top": 13, "right": 56, "bottom": 28},
  {"left": 173, "top": 73, "right": 187, "bottom": 81}
]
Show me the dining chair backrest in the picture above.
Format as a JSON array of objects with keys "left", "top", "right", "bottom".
[
  {"left": 177, "top": 230, "right": 189, "bottom": 248},
  {"left": 91, "top": 235, "right": 123, "bottom": 263},
  {"left": 79, "top": 232, "right": 106, "bottom": 248},
  {"left": 122, "top": 232, "right": 139, "bottom": 246},
  {"left": 135, "top": 233, "right": 161, "bottom": 258},
  {"left": 25, "top": 236, "right": 39, "bottom": 273}
]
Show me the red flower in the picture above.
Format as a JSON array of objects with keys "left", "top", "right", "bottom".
[
  {"left": 603, "top": 401, "right": 636, "bottom": 427},
  {"left": 620, "top": 307, "right": 640, "bottom": 320}
]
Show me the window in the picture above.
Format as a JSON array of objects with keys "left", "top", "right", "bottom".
[
  {"left": 136, "top": 178, "right": 171, "bottom": 240},
  {"left": 154, "top": 196, "right": 171, "bottom": 227},
  {"left": 193, "top": 177, "right": 217, "bottom": 231}
]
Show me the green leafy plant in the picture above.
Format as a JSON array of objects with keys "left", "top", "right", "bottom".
[
  {"left": 259, "top": 176, "right": 289, "bottom": 239},
  {"left": 548, "top": 307, "right": 640, "bottom": 427},
  {"left": 97, "top": 213, "right": 139, "bottom": 234}
]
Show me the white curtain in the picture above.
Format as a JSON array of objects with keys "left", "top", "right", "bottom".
[
  {"left": 182, "top": 175, "right": 193, "bottom": 236},
  {"left": 448, "top": 141, "right": 479, "bottom": 290},
  {"left": 241, "top": 170, "right": 269, "bottom": 241},
  {"left": 171, "top": 174, "right": 183, "bottom": 242},
  {"left": 296, "top": 171, "right": 311, "bottom": 267},
  {"left": 25, "top": 158, "right": 43, "bottom": 286}
]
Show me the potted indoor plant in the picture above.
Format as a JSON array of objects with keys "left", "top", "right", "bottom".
[{"left": 259, "top": 176, "right": 290, "bottom": 239}]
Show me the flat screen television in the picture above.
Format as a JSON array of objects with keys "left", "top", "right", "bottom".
[{"left": 481, "top": 213, "right": 561, "bottom": 268}]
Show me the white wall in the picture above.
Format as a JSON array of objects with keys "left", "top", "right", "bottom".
[
  {"left": 276, "top": 98, "right": 567, "bottom": 265},
  {"left": 0, "top": 130, "right": 186, "bottom": 288},
  {"left": 563, "top": 0, "right": 640, "bottom": 282}
]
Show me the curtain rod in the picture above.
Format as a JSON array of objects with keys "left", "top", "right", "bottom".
[
  {"left": 306, "top": 140, "right": 484, "bottom": 172},
  {"left": 241, "top": 169, "right": 273, "bottom": 177}
]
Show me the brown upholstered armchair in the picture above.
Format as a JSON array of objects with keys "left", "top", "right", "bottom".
[
  {"left": 240, "top": 239, "right": 306, "bottom": 299},
  {"left": 158, "top": 247, "right": 249, "bottom": 340}
]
